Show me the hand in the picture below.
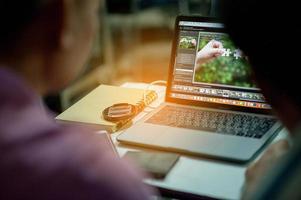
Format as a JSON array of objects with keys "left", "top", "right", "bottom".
[
  {"left": 196, "top": 39, "right": 224, "bottom": 67},
  {"left": 242, "top": 140, "right": 290, "bottom": 200}
]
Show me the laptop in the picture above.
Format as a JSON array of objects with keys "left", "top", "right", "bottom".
[{"left": 117, "top": 16, "right": 282, "bottom": 163}]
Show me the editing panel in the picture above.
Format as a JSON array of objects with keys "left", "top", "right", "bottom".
[{"left": 169, "top": 21, "right": 271, "bottom": 110}]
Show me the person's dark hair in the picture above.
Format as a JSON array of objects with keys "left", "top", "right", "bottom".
[
  {"left": 221, "top": 0, "right": 301, "bottom": 107},
  {"left": 0, "top": 1, "right": 49, "bottom": 54}
]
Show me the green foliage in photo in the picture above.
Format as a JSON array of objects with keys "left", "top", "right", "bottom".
[{"left": 194, "top": 34, "right": 256, "bottom": 88}]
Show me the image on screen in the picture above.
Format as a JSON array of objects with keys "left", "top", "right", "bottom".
[
  {"left": 193, "top": 32, "right": 256, "bottom": 89},
  {"left": 179, "top": 36, "right": 197, "bottom": 50}
]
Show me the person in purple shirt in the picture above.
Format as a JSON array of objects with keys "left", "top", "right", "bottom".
[{"left": 0, "top": 0, "right": 156, "bottom": 199}]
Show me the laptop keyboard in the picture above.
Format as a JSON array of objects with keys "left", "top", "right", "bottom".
[{"left": 146, "top": 105, "right": 277, "bottom": 139}]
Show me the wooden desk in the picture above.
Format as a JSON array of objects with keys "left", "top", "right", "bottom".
[{"left": 107, "top": 82, "right": 289, "bottom": 200}]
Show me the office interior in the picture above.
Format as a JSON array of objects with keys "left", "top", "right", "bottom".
[
  {"left": 45, "top": 0, "right": 218, "bottom": 113},
  {"left": 0, "top": 0, "right": 298, "bottom": 200}
]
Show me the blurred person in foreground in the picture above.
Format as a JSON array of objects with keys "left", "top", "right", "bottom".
[
  {"left": 0, "top": 0, "right": 156, "bottom": 199},
  {"left": 222, "top": 0, "right": 301, "bottom": 199}
]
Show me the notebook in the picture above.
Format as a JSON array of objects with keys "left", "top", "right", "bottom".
[{"left": 56, "top": 85, "right": 157, "bottom": 132}]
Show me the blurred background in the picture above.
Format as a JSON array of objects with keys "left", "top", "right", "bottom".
[{"left": 45, "top": 0, "right": 221, "bottom": 113}]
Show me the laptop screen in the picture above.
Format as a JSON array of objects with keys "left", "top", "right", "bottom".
[{"left": 167, "top": 18, "right": 271, "bottom": 110}]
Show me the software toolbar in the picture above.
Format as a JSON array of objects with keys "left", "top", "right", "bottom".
[
  {"left": 171, "top": 93, "right": 271, "bottom": 109},
  {"left": 172, "top": 85, "right": 265, "bottom": 102}
]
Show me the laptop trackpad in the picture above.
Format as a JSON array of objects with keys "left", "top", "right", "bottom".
[{"left": 119, "top": 123, "right": 259, "bottom": 161}]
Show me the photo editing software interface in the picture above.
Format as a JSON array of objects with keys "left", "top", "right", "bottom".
[{"left": 170, "top": 21, "right": 271, "bottom": 110}]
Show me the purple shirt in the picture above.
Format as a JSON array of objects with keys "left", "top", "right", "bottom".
[{"left": 0, "top": 68, "right": 156, "bottom": 200}]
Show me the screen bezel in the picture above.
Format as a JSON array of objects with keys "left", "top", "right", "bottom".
[{"left": 165, "top": 15, "right": 273, "bottom": 115}]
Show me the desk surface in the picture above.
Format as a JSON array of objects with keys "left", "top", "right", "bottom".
[{"left": 92, "top": 82, "right": 288, "bottom": 200}]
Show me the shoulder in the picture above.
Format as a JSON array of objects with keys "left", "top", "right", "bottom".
[
  {"left": 1, "top": 123, "right": 155, "bottom": 199},
  {"left": 254, "top": 130, "right": 301, "bottom": 200}
]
